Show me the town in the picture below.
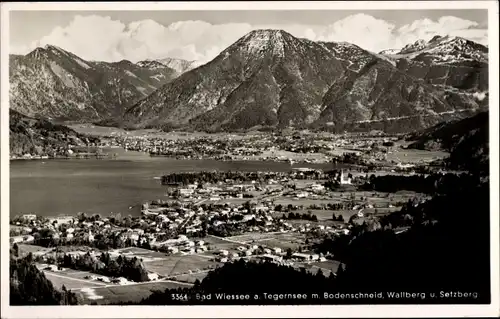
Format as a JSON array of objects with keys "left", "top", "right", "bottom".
[{"left": 9, "top": 162, "right": 437, "bottom": 304}]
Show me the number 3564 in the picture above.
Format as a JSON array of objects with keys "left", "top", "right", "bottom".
[{"left": 171, "top": 294, "right": 188, "bottom": 301}]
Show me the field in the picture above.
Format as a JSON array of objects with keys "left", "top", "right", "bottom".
[
  {"left": 143, "top": 254, "right": 220, "bottom": 277},
  {"left": 77, "top": 280, "right": 193, "bottom": 305},
  {"left": 311, "top": 260, "right": 342, "bottom": 273},
  {"left": 172, "top": 271, "right": 210, "bottom": 284},
  {"left": 223, "top": 232, "right": 307, "bottom": 250},
  {"left": 17, "top": 244, "right": 53, "bottom": 256},
  {"left": 202, "top": 235, "right": 242, "bottom": 252},
  {"left": 274, "top": 198, "right": 344, "bottom": 206},
  {"left": 226, "top": 232, "right": 278, "bottom": 243},
  {"left": 386, "top": 145, "right": 449, "bottom": 164},
  {"left": 42, "top": 270, "right": 108, "bottom": 290},
  {"left": 254, "top": 232, "right": 307, "bottom": 250},
  {"left": 111, "top": 247, "right": 167, "bottom": 262}
]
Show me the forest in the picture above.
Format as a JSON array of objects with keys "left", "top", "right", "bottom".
[{"left": 10, "top": 253, "right": 79, "bottom": 305}]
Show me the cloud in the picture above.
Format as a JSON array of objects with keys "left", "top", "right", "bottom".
[
  {"left": 395, "top": 15, "right": 487, "bottom": 48},
  {"left": 13, "top": 13, "right": 488, "bottom": 63}
]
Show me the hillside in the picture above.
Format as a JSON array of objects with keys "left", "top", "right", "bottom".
[
  {"left": 9, "top": 45, "right": 177, "bottom": 122},
  {"left": 10, "top": 254, "right": 79, "bottom": 305},
  {"left": 407, "top": 111, "right": 489, "bottom": 173},
  {"left": 124, "top": 30, "right": 486, "bottom": 133},
  {"left": 9, "top": 109, "right": 99, "bottom": 157},
  {"left": 380, "top": 36, "right": 488, "bottom": 109}
]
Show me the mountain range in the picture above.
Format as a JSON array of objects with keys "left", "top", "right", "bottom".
[
  {"left": 9, "top": 30, "right": 489, "bottom": 133},
  {"left": 9, "top": 45, "right": 178, "bottom": 122}
]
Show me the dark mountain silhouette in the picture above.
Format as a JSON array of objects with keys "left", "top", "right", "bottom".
[
  {"left": 407, "top": 111, "right": 488, "bottom": 174},
  {"left": 9, "top": 109, "right": 99, "bottom": 157}
]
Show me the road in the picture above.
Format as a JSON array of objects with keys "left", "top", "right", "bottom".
[
  {"left": 43, "top": 270, "right": 107, "bottom": 286},
  {"left": 207, "top": 234, "right": 246, "bottom": 245}
]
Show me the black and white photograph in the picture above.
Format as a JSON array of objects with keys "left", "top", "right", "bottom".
[{"left": 1, "top": 1, "right": 498, "bottom": 318}]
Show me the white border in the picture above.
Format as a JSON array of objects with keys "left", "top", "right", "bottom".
[{"left": 1, "top": 1, "right": 499, "bottom": 318}]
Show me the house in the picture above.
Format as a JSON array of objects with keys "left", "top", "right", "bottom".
[
  {"left": 310, "top": 184, "right": 325, "bottom": 191},
  {"left": 243, "top": 214, "right": 255, "bottom": 222},
  {"left": 273, "top": 247, "right": 282, "bottom": 254},
  {"left": 112, "top": 277, "right": 129, "bottom": 285},
  {"left": 261, "top": 254, "right": 283, "bottom": 263},
  {"left": 44, "top": 265, "right": 60, "bottom": 272},
  {"left": 167, "top": 246, "right": 179, "bottom": 254},
  {"left": 86, "top": 231, "right": 95, "bottom": 242},
  {"left": 128, "top": 233, "right": 139, "bottom": 241},
  {"left": 219, "top": 249, "right": 229, "bottom": 256},
  {"left": 292, "top": 253, "right": 311, "bottom": 261},
  {"left": 179, "top": 188, "right": 194, "bottom": 196},
  {"left": 148, "top": 272, "right": 160, "bottom": 281},
  {"left": 255, "top": 205, "right": 269, "bottom": 212},
  {"left": 22, "top": 214, "right": 37, "bottom": 220},
  {"left": 97, "top": 276, "right": 111, "bottom": 283},
  {"left": 340, "top": 170, "right": 352, "bottom": 185},
  {"left": 10, "top": 236, "right": 24, "bottom": 244}
]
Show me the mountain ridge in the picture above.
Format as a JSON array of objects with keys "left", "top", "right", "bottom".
[
  {"left": 10, "top": 30, "right": 489, "bottom": 133},
  {"left": 9, "top": 46, "right": 178, "bottom": 122},
  {"left": 123, "top": 29, "right": 487, "bottom": 133}
]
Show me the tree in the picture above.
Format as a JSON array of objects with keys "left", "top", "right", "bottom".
[
  {"left": 336, "top": 264, "right": 345, "bottom": 277},
  {"left": 13, "top": 243, "right": 19, "bottom": 257},
  {"left": 316, "top": 269, "right": 325, "bottom": 279},
  {"left": 77, "top": 212, "right": 88, "bottom": 223},
  {"left": 286, "top": 248, "right": 293, "bottom": 259}
]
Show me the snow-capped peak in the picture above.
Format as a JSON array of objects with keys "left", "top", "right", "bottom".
[
  {"left": 399, "top": 39, "right": 427, "bottom": 54},
  {"left": 137, "top": 60, "right": 167, "bottom": 70},
  {"left": 157, "top": 57, "right": 199, "bottom": 75},
  {"left": 379, "top": 48, "right": 400, "bottom": 55},
  {"left": 229, "top": 29, "right": 298, "bottom": 58}
]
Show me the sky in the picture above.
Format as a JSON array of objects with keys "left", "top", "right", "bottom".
[{"left": 9, "top": 9, "right": 488, "bottom": 63}]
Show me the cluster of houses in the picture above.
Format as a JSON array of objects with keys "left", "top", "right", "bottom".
[
  {"left": 99, "top": 131, "right": 362, "bottom": 164},
  {"left": 214, "top": 244, "right": 329, "bottom": 266},
  {"left": 150, "top": 235, "right": 208, "bottom": 255}
]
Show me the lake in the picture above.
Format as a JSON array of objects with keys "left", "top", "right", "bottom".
[{"left": 10, "top": 148, "right": 332, "bottom": 218}]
